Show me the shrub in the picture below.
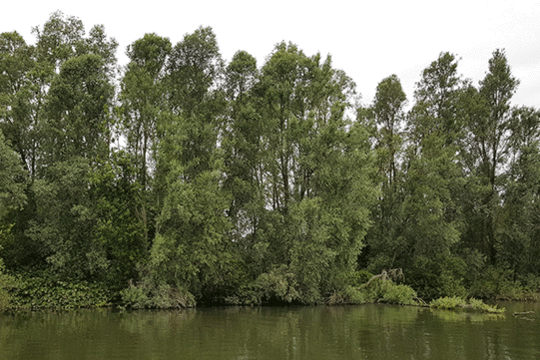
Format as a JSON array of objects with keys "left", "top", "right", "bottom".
[
  {"left": 120, "top": 281, "right": 195, "bottom": 309},
  {"left": 347, "top": 270, "right": 374, "bottom": 287},
  {"left": 343, "top": 285, "right": 368, "bottom": 304},
  {"left": 468, "top": 298, "right": 505, "bottom": 314},
  {"left": 405, "top": 255, "right": 467, "bottom": 300},
  {"left": 357, "top": 272, "right": 418, "bottom": 305},
  {"left": 11, "top": 277, "right": 110, "bottom": 309},
  {"left": 430, "top": 296, "right": 465, "bottom": 309},
  {"left": 324, "top": 286, "right": 367, "bottom": 305},
  {"left": 469, "top": 266, "right": 523, "bottom": 300},
  {"left": 253, "top": 265, "right": 301, "bottom": 303},
  {"left": 0, "top": 259, "right": 17, "bottom": 310},
  {"left": 430, "top": 296, "right": 505, "bottom": 314},
  {"left": 381, "top": 283, "right": 417, "bottom": 305}
]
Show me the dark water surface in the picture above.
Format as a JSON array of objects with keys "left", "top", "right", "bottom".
[{"left": 1, "top": 302, "right": 540, "bottom": 359}]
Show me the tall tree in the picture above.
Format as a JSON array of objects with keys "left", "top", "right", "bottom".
[
  {"left": 0, "top": 32, "right": 37, "bottom": 178},
  {"left": 120, "top": 34, "right": 171, "bottom": 251},
  {"left": 250, "top": 42, "right": 376, "bottom": 302},
  {"left": 361, "top": 75, "right": 407, "bottom": 268},
  {"left": 462, "top": 49, "right": 519, "bottom": 264},
  {"left": 222, "top": 50, "right": 267, "bottom": 277},
  {"left": 120, "top": 33, "right": 171, "bottom": 189},
  {"left": 43, "top": 53, "right": 114, "bottom": 163},
  {"left": 395, "top": 54, "right": 465, "bottom": 297},
  {"left": 22, "top": 13, "right": 119, "bottom": 280},
  {"left": 149, "top": 27, "right": 234, "bottom": 300},
  {"left": 497, "top": 106, "right": 540, "bottom": 276},
  {"left": 0, "top": 129, "right": 26, "bottom": 220}
]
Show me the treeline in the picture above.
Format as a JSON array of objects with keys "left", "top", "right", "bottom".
[{"left": 1, "top": 12, "right": 539, "bottom": 308}]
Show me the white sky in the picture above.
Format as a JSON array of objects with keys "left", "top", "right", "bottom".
[{"left": 3, "top": 0, "right": 540, "bottom": 109}]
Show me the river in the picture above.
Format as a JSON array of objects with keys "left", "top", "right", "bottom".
[{"left": 1, "top": 302, "right": 539, "bottom": 359}]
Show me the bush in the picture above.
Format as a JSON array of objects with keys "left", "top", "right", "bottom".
[
  {"left": 0, "top": 259, "right": 17, "bottom": 310},
  {"left": 430, "top": 296, "right": 465, "bottom": 310},
  {"left": 11, "top": 277, "right": 110, "bottom": 309},
  {"left": 357, "top": 274, "right": 418, "bottom": 306},
  {"left": 430, "top": 296, "right": 504, "bottom": 314},
  {"left": 120, "top": 281, "right": 195, "bottom": 309},
  {"left": 405, "top": 255, "right": 467, "bottom": 300},
  {"left": 343, "top": 285, "right": 368, "bottom": 304},
  {"left": 325, "top": 286, "right": 367, "bottom": 305},
  {"left": 468, "top": 298, "right": 505, "bottom": 314},
  {"left": 381, "top": 283, "right": 417, "bottom": 305},
  {"left": 226, "top": 265, "right": 301, "bottom": 305},
  {"left": 469, "top": 266, "right": 524, "bottom": 300},
  {"left": 519, "top": 273, "right": 540, "bottom": 293},
  {"left": 347, "top": 270, "right": 374, "bottom": 287}
]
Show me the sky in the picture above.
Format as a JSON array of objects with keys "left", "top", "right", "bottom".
[{"left": 2, "top": 0, "right": 540, "bottom": 109}]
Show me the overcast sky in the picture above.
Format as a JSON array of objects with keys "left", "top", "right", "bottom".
[{"left": 3, "top": 0, "right": 539, "bottom": 109}]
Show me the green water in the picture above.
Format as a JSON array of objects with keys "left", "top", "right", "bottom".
[{"left": 1, "top": 302, "right": 539, "bottom": 359}]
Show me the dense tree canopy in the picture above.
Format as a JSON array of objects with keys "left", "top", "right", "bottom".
[{"left": 1, "top": 13, "right": 539, "bottom": 307}]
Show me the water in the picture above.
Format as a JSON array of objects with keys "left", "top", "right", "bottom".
[{"left": 1, "top": 302, "right": 539, "bottom": 359}]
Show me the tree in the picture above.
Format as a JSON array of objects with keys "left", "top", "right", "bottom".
[
  {"left": 412, "top": 52, "right": 464, "bottom": 145},
  {"left": 462, "top": 49, "right": 519, "bottom": 264},
  {"left": 120, "top": 34, "right": 171, "bottom": 251},
  {"left": 120, "top": 33, "right": 171, "bottom": 188},
  {"left": 497, "top": 107, "right": 540, "bottom": 277},
  {"left": 149, "top": 27, "right": 234, "bottom": 300},
  {"left": 361, "top": 75, "right": 407, "bottom": 268},
  {"left": 0, "top": 129, "right": 26, "bottom": 220},
  {"left": 0, "top": 31, "right": 37, "bottom": 178},
  {"left": 43, "top": 53, "right": 114, "bottom": 163},
  {"left": 20, "top": 13, "right": 119, "bottom": 280},
  {"left": 221, "top": 51, "right": 268, "bottom": 277},
  {"left": 392, "top": 54, "right": 466, "bottom": 297},
  {"left": 247, "top": 42, "right": 376, "bottom": 302},
  {"left": 164, "top": 26, "right": 225, "bottom": 181}
]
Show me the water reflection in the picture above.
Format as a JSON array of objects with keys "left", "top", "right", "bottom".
[{"left": 1, "top": 303, "right": 540, "bottom": 359}]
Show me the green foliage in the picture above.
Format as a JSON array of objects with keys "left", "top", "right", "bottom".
[
  {"left": 120, "top": 280, "right": 195, "bottom": 309},
  {"left": 251, "top": 265, "right": 301, "bottom": 304},
  {"left": 469, "top": 266, "right": 524, "bottom": 300},
  {"left": 405, "top": 254, "right": 468, "bottom": 300},
  {"left": 467, "top": 298, "right": 505, "bottom": 314},
  {"left": 10, "top": 276, "right": 110, "bottom": 309},
  {"left": 0, "top": 130, "right": 27, "bottom": 217},
  {"left": 226, "top": 265, "right": 304, "bottom": 305},
  {"left": 430, "top": 296, "right": 465, "bottom": 309},
  {"left": 356, "top": 276, "right": 417, "bottom": 306},
  {"left": 2, "top": 14, "right": 540, "bottom": 310},
  {"left": 0, "top": 253, "right": 17, "bottom": 310},
  {"left": 347, "top": 270, "right": 374, "bottom": 287},
  {"left": 381, "top": 283, "right": 417, "bottom": 305},
  {"left": 430, "top": 296, "right": 504, "bottom": 314}
]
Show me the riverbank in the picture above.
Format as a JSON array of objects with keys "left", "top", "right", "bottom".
[{"left": 0, "top": 272, "right": 514, "bottom": 315}]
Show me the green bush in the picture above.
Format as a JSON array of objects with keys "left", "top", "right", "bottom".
[
  {"left": 0, "top": 259, "right": 17, "bottom": 310},
  {"left": 120, "top": 285, "right": 150, "bottom": 309},
  {"left": 11, "top": 277, "right": 110, "bottom": 309},
  {"left": 405, "top": 255, "right": 467, "bottom": 300},
  {"left": 519, "top": 273, "right": 540, "bottom": 293},
  {"left": 343, "top": 285, "right": 368, "bottom": 304},
  {"left": 347, "top": 270, "right": 374, "bottom": 287},
  {"left": 468, "top": 298, "right": 505, "bottom": 314},
  {"left": 357, "top": 275, "right": 417, "bottom": 305},
  {"left": 120, "top": 281, "right": 195, "bottom": 309},
  {"left": 253, "top": 265, "right": 302, "bottom": 304},
  {"left": 325, "top": 286, "right": 367, "bottom": 305},
  {"left": 469, "top": 266, "right": 523, "bottom": 300},
  {"left": 430, "top": 296, "right": 504, "bottom": 314},
  {"left": 430, "top": 296, "right": 465, "bottom": 309},
  {"left": 381, "top": 283, "right": 417, "bottom": 305}
]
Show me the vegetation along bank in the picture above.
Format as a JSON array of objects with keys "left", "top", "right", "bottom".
[{"left": 1, "top": 12, "right": 539, "bottom": 310}]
